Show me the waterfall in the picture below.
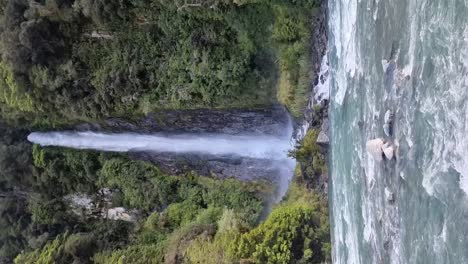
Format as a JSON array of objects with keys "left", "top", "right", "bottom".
[
  {"left": 28, "top": 113, "right": 297, "bottom": 202},
  {"left": 28, "top": 132, "right": 292, "bottom": 160}
]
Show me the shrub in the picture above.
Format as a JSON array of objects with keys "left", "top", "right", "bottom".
[
  {"left": 63, "top": 232, "right": 96, "bottom": 261},
  {"left": 93, "top": 244, "right": 166, "bottom": 264},
  {"left": 234, "top": 202, "right": 330, "bottom": 264},
  {"left": 14, "top": 234, "right": 68, "bottom": 264}
]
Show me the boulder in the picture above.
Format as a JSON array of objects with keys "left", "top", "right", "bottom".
[
  {"left": 105, "top": 207, "right": 138, "bottom": 222},
  {"left": 383, "top": 110, "right": 394, "bottom": 136},
  {"left": 385, "top": 188, "right": 395, "bottom": 203},
  {"left": 366, "top": 138, "right": 385, "bottom": 161},
  {"left": 316, "top": 118, "right": 330, "bottom": 146},
  {"left": 316, "top": 130, "right": 329, "bottom": 145},
  {"left": 382, "top": 142, "right": 395, "bottom": 160}
]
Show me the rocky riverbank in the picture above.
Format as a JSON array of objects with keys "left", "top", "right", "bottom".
[{"left": 293, "top": 0, "right": 330, "bottom": 196}]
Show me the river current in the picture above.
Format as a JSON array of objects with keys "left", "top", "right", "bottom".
[{"left": 329, "top": 0, "right": 468, "bottom": 263}]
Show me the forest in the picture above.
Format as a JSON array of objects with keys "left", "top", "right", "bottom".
[
  {"left": 0, "top": 0, "right": 330, "bottom": 263},
  {"left": 0, "top": 0, "right": 318, "bottom": 125}
]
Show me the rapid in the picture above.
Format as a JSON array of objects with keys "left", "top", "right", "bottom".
[{"left": 329, "top": 0, "right": 468, "bottom": 263}]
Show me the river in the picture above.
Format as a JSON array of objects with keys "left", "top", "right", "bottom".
[{"left": 329, "top": 0, "right": 468, "bottom": 263}]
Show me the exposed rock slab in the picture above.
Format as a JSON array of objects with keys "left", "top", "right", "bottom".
[
  {"left": 76, "top": 106, "right": 291, "bottom": 137},
  {"left": 130, "top": 151, "right": 287, "bottom": 183}
]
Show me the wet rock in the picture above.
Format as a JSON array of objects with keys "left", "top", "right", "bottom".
[
  {"left": 366, "top": 138, "right": 395, "bottom": 161},
  {"left": 317, "top": 118, "right": 330, "bottom": 146},
  {"left": 385, "top": 188, "right": 395, "bottom": 203},
  {"left": 316, "top": 130, "right": 329, "bottom": 146},
  {"left": 366, "top": 138, "right": 385, "bottom": 161},
  {"left": 382, "top": 142, "right": 395, "bottom": 160},
  {"left": 76, "top": 106, "right": 290, "bottom": 137},
  {"left": 75, "top": 122, "right": 101, "bottom": 131},
  {"left": 383, "top": 239, "right": 391, "bottom": 251},
  {"left": 383, "top": 110, "right": 394, "bottom": 137},
  {"left": 130, "top": 151, "right": 284, "bottom": 183}
]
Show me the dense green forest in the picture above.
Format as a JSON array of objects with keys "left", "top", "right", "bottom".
[
  {"left": 0, "top": 125, "right": 330, "bottom": 263},
  {"left": 0, "top": 0, "right": 330, "bottom": 263},
  {"left": 0, "top": 0, "right": 317, "bottom": 126}
]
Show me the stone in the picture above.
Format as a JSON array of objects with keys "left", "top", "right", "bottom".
[
  {"left": 382, "top": 142, "right": 395, "bottom": 160},
  {"left": 366, "top": 138, "right": 385, "bottom": 161},
  {"left": 316, "top": 130, "right": 329, "bottom": 145},
  {"left": 385, "top": 188, "right": 395, "bottom": 203},
  {"left": 316, "top": 118, "right": 330, "bottom": 146},
  {"left": 383, "top": 123, "right": 391, "bottom": 137},
  {"left": 105, "top": 207, "right": 137, "bottom": 222},
  {"left": 383, "top": 110, "right": 394, "bottom": 136}
]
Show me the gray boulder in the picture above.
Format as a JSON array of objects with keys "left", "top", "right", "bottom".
[{"left": 316, "top": 118, "right": 330, "bottom": 146}]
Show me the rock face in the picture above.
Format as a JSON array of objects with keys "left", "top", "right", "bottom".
[
  {"left": 131, "top": 151, "right": 286, "bottom": 183},
  {"left": 76, "top": 106, "right": 291, "bottom": 137}
]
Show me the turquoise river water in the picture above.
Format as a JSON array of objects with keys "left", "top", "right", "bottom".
[{"left": 329, "top": 0, "right": 468, "bottom": 263}]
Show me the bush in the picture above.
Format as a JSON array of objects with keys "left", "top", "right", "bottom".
[
  {"left": 14, "top": 234, "right": 68, "bottom": 264},
  {"left": 93, "top": 244, "right": 166, "bottom": 264},
  {"left": 185, "top": 209, "right": 244, "bottom": 264},
  {"left": 234, "top": 202, "right": 330, "bottom": 264},
  {"left": 164, "top": 223, "right": 216, "bottom": 264},
  {"left": 198, "top": 178, "right": 264, "bottom": 227},
  {"left": 0, "top": 62, "right": 34, "bottom": 113},
  {"left": 98, "top": 158, "right": 179, "bottom": 211},
  {"left": 291, "top": 129, "right": 327, "bottom": 177},
  {"left": 163, "top": 202, "right": 202, "bottom": 230},
  {"left": 63, "top": 232, "right": 96, "bottom": 261}
]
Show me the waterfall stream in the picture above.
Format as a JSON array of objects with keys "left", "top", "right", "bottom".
[
  {"left": 28, "top": 114, "right": 297, "bottom": 202},
  {"left": 28, "top": 132, "right": 292, "bottom": 161}
]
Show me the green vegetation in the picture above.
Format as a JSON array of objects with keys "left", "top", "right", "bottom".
[
  {"left": 273, "top": 2, "right": 318, "bottom": 117},
  {"left": 0, "top": 0, "right": 318, "bottom": 124},
  {"left": 290, "top": 128, "right": 328, "bottom": 188},
  {"left": 0, "top": 134, "right": 269, "bottom": 262},
  {"left": 0, "top": 125, "right": 330, "bottom": 263}
]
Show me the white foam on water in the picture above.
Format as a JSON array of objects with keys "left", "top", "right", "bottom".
[
  {"left": 454, "top": 27, "right": 468, "bottom": 196},
  {"left": 314, "top": 53, "right": 330, "bottom": 103},
  {"left": 296, "top": 51, "right": 330, "bottom": 142},
  {"left": 373, "top": 0, "right": 380, "bottom": 21},
  {"left": 420, "top": 21, "right": 468, "bottom": 198},
  {"left": 330, "top": 0, "right": 360, "bottom": 106},
  {"left": 402, "top": 0, "right": 419, "bottom": 77}
]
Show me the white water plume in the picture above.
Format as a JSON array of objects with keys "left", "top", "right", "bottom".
[{"left": 28, "top": 132, "right": 293, "bottom": 161}]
